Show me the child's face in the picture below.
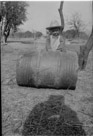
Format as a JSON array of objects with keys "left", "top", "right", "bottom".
[{"left": 51, "top": 31, "right": 60, "bottom": 39}]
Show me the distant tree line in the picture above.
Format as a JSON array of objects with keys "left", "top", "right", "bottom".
[
  {"left": 10, "top": 30, "right": 43, "bottom": 39},
  {"left": 10, "top": 29, "right": 88, "bottom": 40},
  {"left": 63, "top": 29, "right": 88, "bottom": 39}
]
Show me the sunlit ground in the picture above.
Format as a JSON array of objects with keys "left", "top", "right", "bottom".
[{"left": 1, "top": 37, "right": 93, "bottom": 136}]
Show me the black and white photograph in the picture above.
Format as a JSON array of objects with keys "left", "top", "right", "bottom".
[{"left": 1, "top": 0, "right": 93, "bottom": 136}]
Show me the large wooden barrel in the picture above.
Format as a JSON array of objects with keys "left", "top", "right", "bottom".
[{"left": 16, "top": 50, "right": 78, "bottom": 90}]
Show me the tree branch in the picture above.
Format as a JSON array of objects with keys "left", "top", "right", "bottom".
[{"left": 58, "top": 1, "right": 64, "bottom": 33}]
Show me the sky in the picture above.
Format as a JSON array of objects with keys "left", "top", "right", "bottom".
[{"left": 19, "top": 1, "right": 92, "bottom": 34}]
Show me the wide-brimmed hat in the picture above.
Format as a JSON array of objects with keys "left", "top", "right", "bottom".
[{"left": 46, "top": 20, "right": 63, "bottom": 32}]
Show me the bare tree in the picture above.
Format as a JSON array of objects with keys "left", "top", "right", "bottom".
[
  {"left": 77, "top": 1, "right": 93, "bottom": 70},
  {"left": 59, "top": 1, "right": 93, "bottom": 70},
  {"left": 67, "top": 12, "right": 86, "bottom": 38}
]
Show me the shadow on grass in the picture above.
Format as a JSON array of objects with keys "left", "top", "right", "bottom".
[
  {"left": 7, "top": 41, "right": 34, "bottom": 44},
  {"left": 7, "top": 41, "right": 21, "bottom": 43},
  {"left": 22, "top": 95, "right": 86, "bottom": 136}
]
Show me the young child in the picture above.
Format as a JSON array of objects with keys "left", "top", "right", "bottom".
[{"left": 46, "top": 20, "right": 66, "bottom": 52}]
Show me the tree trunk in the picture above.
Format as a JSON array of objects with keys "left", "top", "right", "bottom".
[
  {"left": 77, "top": 30, "right": 79, "bottom": 38},
  {"left": 46, "top": 32, "right": 51, "bottom": 51},
  {"left": 77, "top": 2, "right": 93, "bottom": 70},
  {"left": 58, "top": 1, "right": 66, "bottom": 52},
  {"left": 58, "top": 1, "right": 64, "bottom": 34},
  {"left": 3, "top": 25, "right": 10, "bottom": 43},
  {"left": 0, "top": 17, "right": 1, "bottom": 49},
  {"left": 4, "top": 34, "right": 8, "bottom": 43}
]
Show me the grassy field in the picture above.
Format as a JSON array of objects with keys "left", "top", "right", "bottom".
[{"left": 1, "top": 37, "right": 93, "bottom": 136}]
